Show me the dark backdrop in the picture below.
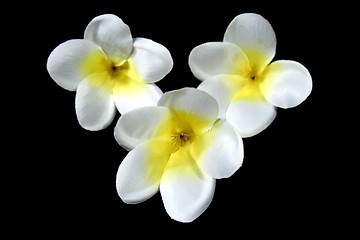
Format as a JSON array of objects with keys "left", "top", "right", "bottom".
[{"left": 18, "top": 1, "right": 341, "bottom": 237}]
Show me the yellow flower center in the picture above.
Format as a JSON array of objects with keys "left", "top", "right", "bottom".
[
  {"left": 109, "top": 62, "right": 121, "bottom": 77},
  {"left": 80, "top": 49, "right": 145, "bottom": 95},
  {"left": 144, "top": 109, "right": 215, "bottom": 184},
  {"left": 171, "top": 129, "right": 195, "bottom": 148},
  {"left": 229, "top": 48, "right": 270, "bottom": 101}
]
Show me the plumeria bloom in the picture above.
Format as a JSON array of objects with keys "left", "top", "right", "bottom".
[
  {"left": 189, "top": 13, "right": 312, "bottom": 137},
  {"left": 114, "top": 88, "right": 243, "bottom": 222},
  {"left": 47, "top": 14, "right": 173, "bottom": 130}
]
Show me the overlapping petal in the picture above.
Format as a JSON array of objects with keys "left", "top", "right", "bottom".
[
  {"left": 158, "top": 88, "right": 218, "bottom": 135},
  {"left": 131, "top": 38, "right": 173, "bottom": 83},
  {"left": 114, "top": 106, "right": 176, "bottom": 150},
  {"left": 75, "top": 76, "right": 116, "bottom": 131},
  {"left": 113, "top": 82, "right": 163, "bottom": 114},
  {"left": 224, "top": 13, "right": 276, "bottom": 68},
  {"left": 84, "top": 14, "right": 133, "bottom": 63},
  {"left": 261, "top": 60, "right": 312, "bottom": 109},
  {"left": 116, "top": 139, "right": 173, "bottom": 204},
  {"left": 226, "top": 99, "right": 276, "bottom": 137},
  {"left": 47, "top": 39, "right": 103, "bottom": 91},
  {"left": 160, "top": 147, "right": 215, "bottom": 222},
  {"left": 198, "top": 74, "right": 246, "bottom": 118},
  {"left": 192, "top": 119, "right": 243, "bottom": 179},
  {"left": 189, "top": 42, "right": 250, "bottom": 80}
]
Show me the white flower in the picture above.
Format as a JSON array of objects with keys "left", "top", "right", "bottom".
[
  {"left": 189, "top": 13, "right": 312, "bottom": 137},
  {"left": 47, "top": 14, "right": 173, "bottom": 131},
  {"left": 114, "top": 88, "right": 243, "bottom": 222}
]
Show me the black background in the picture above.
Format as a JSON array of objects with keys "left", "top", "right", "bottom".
[{"left": 14, "top": 0, "right": 347, "bottom": 237}]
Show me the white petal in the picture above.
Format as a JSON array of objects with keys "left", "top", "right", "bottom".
[
  {"left": 261, "top": 60, "right": 312, "bottom": 109},
  {"left": 75, "top": 78, "right": 116, "bottom": 131},
  {"left": 160, "top": 147, "right": 215, "bottom": 222},
  {"left": 47, "top": 39, "right": 103, "bottom": 91},
  {"left": 192, "top": 119, "right": 243, "bottom": 179},
  {"left": 226, "top": 99, "right": 276, "bottom": 137},
  {"left": 84, "top": 14, "right": 133, "bottom": 63},
  {"left": 131, "top": 38, "right": 173, "bottom": 83},
  {"left": 114, "top": 106, "right": 175, "bottom": 150},
  {"left": 158, "top": 88, "right": 218, "bottom": 134},
  {"left": 116, "top": 139, "right": 172, "bottom": 204},
  {"left": 224, "top": 13, "right": 276, "bottom": 66},
  {"left": 189, "top": 42, "right": 250, "bottom": 81},
  {"left": 113, "top": 83, "right": 163, "bottom": 114},
  {"left": 198, "top": 74, "right": 245, "bottom": 118}
]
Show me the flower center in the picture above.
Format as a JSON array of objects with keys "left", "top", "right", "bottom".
[
  {"left": 109, "top": 61, "right": 128, "bottom": 77},
  {"left": 247, "top": 67, "right": 263, "bottom": 83},
  {"left": 231, "top": 68, "right": 266, "bottom": 102},
  {"left": 171, "top": 129, "right": 194, "bottom": 149}
]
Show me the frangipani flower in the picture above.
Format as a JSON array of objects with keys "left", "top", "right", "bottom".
[
  {"left": 47, "top": 14, "right": 173, "bottom": 131},
  {"left": 114, "top": 88, "right": 243, "bottom": 222},
  {"left": 189, "top": 13, "right": 312, "bottom": 137}
]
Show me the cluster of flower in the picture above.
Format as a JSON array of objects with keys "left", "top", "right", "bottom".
[{"left": 47, "top": 13, "right": 312, "bottom": 222}]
